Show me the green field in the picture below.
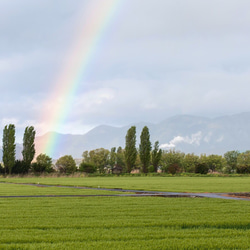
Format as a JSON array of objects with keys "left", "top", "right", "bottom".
[
  {"left": 0, "top": 177, "right": 250, "bottom": 249},
  {"left": 1, "top": 176, "right": 250, "bottom": 193}
]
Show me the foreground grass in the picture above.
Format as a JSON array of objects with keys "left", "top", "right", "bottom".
[
  {"left": 0, "top": 196, "right": 249, "bottom": 249},
  {"left": 1, "top": 176, "right": 250, "bottom": 193},
  {"left": 0, "top": 183, "right": 126, "bottom": 196}
]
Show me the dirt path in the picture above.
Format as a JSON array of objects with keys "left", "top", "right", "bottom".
[{"left": 1, "top": 182, "right": 249, "bottom": 200}]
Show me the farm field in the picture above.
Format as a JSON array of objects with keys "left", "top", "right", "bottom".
[
  {"left": 0, "top": 177, "right": 249, "bottom": 249},
  {"left": 0, "top": 183, "right": 127, "bottom": 196},
  {"left": 1, "top": 176, "right": 250, "bottom": 193}
]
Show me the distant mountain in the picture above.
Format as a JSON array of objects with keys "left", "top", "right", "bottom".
[
  {"left": 1, "top": 112, "right": 250, "bottom": 161},
  {"left": 33, "top": 112, "right": 250, "bottom": 159}
]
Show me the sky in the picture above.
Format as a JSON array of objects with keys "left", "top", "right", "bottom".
[{"left": 1, "top": 0, "right": 250, "bottom": 142}]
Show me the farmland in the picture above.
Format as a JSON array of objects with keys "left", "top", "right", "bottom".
[
  {"left": 0, "top": 176, "right": 249, "bottom": 249},
  {"left": 1, "top": 175, "right": 250, "bottom": 193}
]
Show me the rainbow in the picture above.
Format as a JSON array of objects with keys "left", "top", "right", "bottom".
[{"left": 38, "top": 0, "right": 121, "bottom": 158}]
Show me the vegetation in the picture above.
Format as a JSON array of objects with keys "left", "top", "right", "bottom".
[
  {"left": 125, "top": 126, "right": 137, "bottom": 173},
  {"left": 22, "top": 126, "right": 36, "bottom": 167},
  {"left": 139, "top": 126, "right": 151, "bottom": 173},
  {"left": 2, "top": 124, "right": 16, "bottom": 174},
  {"left": 0, "top": 181, "right": 249, "bottom": 249},
  {"left": 151, "top": 141, "right": 162, "bottom": 172},
  {"left": 2, "top": 176, "right": 250, "bottom": 193},
  {"left": 32, "top": 153, "right": 53, "bottom": 173},
  {"left": 2, "top": 124, "right": 250, "bottom": 176},
  {"left": 55, "top": 155, "right": 76, "bottom": 174}
]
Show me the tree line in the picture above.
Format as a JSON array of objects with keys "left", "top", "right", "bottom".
[{"left": 1, "top": 124, "right": 250, "bottom": 175}]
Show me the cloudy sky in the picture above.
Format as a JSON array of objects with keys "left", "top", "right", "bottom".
[{"left": 1, "top": 0, "right": 250, "bottom": 142}]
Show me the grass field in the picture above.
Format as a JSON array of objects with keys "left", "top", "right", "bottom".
[
  {"left": 1, "top": 176, "right": 250, "bottom": 193},
  {"left": 0, "top": 177, "right": 249, "bottom": 249},
  {"left": 0, "top": 183, "right": 126, "bottom": 196}
]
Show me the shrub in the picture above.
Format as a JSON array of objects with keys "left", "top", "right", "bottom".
[
  {"left": 0, "top": 163, "right": 4, "bottom": 174},
  {"left": 12, "top": 160, "right": 30, "bottom": 174},
  {"left": 168, "top": 163, "right": 181, "bottom": 174},
  {"left": 195, "top": 162, "right": 209, "bottom": 174},
  {"left": 148, "top": 165, "right": 155, "bottom": 173},
  {"left": 79, "top": 162, "right": 96, "bottom": 173}
]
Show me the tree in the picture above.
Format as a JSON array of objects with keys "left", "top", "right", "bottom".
[
  {"left": 206, "top": 154, "right": 225, "bottom": 172},
  {"left": 0, "top": 163, "right": 4, "bottom": 174},
  {"left": 124, "top": 126, "right": 137, "bottom": 173},
  {"left": 183, "top": 153, "right": 199, "bottom": 173},
  {"left": 33, "top": 153, "right": 53, "bottom": 173},
  {"left": 116, "top": 146, "right": 125, "bottom": 171},
  {"left": 151, "top": 141, "right": 162, "bottom": 172},
  {"left": 56, "top": 155, "right": 76, "bottom": 174},
  {"left": 82, "top": 150, "right": 91, "bottom": 163},
  {"left": 79, "top": 162, "right": 96, "bottom": 173},
  {"left": 109, "top": 147, "right": 116, "bottom": 172},
  {"left": 82, "top": 149, "right": 110, "bottom": 173},
  {"left": 195, "top": 154, "right": 209, "bottom": 174},
  {"left": 161, "top": 150, "right": 185, "bottom": 174},
  {"left": 12, "top": 160, "right": 29, "bottom": 174},
  {"left": 139, "top": 126, "right": 151, "bottom": 173},
  {"left": 22, "top": 126, "right": 36, "bottom": 167},
  {"left": 236, "top": 151, "right": 250, "bottom": 173},
  {"left": 224, "top": 150, "right": 240, "bottom": 173},
  {"left": 2, "top": 124, "right": 16, "bottom": 174}
]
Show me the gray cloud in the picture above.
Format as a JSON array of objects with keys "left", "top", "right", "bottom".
[{"left": 1, "top": 0, "right": 250, "bottom": 141}]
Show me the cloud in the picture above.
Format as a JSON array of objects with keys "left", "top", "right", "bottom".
[
  {"left": 1, "top": 0, "right": 250, "bottom": 142},
  {"left": 160, "top": 131, "right": 202, "bottom": 149}
]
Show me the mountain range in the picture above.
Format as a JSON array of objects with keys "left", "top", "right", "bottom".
[{"left": 1, "top": 112, "right": 250, "bottom": 160}]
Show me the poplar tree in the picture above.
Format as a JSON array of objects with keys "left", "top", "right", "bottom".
[
  {"left": 22, "top": 126, "right": 36, "bottom": 167},
  {"left": 139, "top": 126, "right": 151, "bottom": 173},
  {"left": 151, "top": 141, "right": 162, "bottom": 172},
  {"left": 125, "top": 126, "right": 137, "bottom": 173},
  {"left": 2, "top": 124, "right": 16, "bottom": 174}
]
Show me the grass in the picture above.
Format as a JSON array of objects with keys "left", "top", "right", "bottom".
[
  {"left": 1, "top": 176, "right": 250, "bottom": 193},
  {"left": 0, "top": 196, "right": 249, "bottom": 249},
  {"left": 0, "top": 176, "right": 249, "bottom": 249},
  {"left": 0, "top": 183, "right": 126, "bottom": 196}
]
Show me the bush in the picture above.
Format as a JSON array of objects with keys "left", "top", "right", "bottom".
[
  {"left": 56, "top": 155, "right": 76, "bottom": 174},
  {"left": 31, "top": 162, "right": 46, "bottom": 173},
  {"left": 236, "top": 165, "right": 250, "bottom": 174},
  {"left": 148, "top": 165, "right": 155, "bottom": 173},
  {"left": 79, "top": 162, "right": 96, "bottom": 173},
  {"left": 168, "top": 163, "right": 181, "bottom": 174},
  {"left": 195, "top": 162, "right": 209, "bottom": 174},
  {"left": 0, "top": 163, "right": 4, "bottom": 174},
  {"left": 12, "top": 160, "right": 30, "bottom": 174}
]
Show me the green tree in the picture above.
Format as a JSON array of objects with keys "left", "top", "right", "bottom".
[
  {"left": 183, "top": 153, "right": 199, "bottom": 173},
  {"left": 22, "top": 126, "right": 36, "bottom": 167},
  {"left": 116, "top": 146, "right": 125, "bottom": 171},
  {"left": 124, "top": 126, "right": 137, "bottom": 173},
  {"left": 236, "top": 151, "right": 250, "bottom": 173},
  {"left": 79, "top": 162, "right": 96, "bottom": 173},
  {"left": 0, "top": 163, "right": 4, "bottom": 174},
  {"left": 151, "top": 141, "right": 162, "bottom": 172},
  {"left": 88, "top": 148, "right": 110, "bottom": 173},
  {"left": 2, "top": 124, "right": 16, "bottom": 174},
  {"left": 56, "top": 155, "right": 76, "bottom": 174},
  {"left": 109, "top": 147, "right": 116, "bottom": 172},
  {"left": 12, "top": 160, "right": 29, "bottom": 174},
  {"left": 82, "top": 150, "right": 91, "bottom": 163},
  {"left": 161, "top": 150, "right": 185, "bottom": 174},
  {"left": 33, "top": 153, "right": 53, "bottom": 173},
  {"left": 195, "top": 154, "right": 209, "bottom": 174},
  {"left": 224, "top": 150, "right": 240, "bottom": 173},
  {"left": 207, "top": 154, "right": 225, "bottom": 172},
  {"left": 139, "top": 126, "right": 151, "bottom": 173}
]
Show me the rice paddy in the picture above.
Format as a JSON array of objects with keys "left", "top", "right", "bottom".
[{"left": 0, "top": 176, "right": 249, "bottom": 249}]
